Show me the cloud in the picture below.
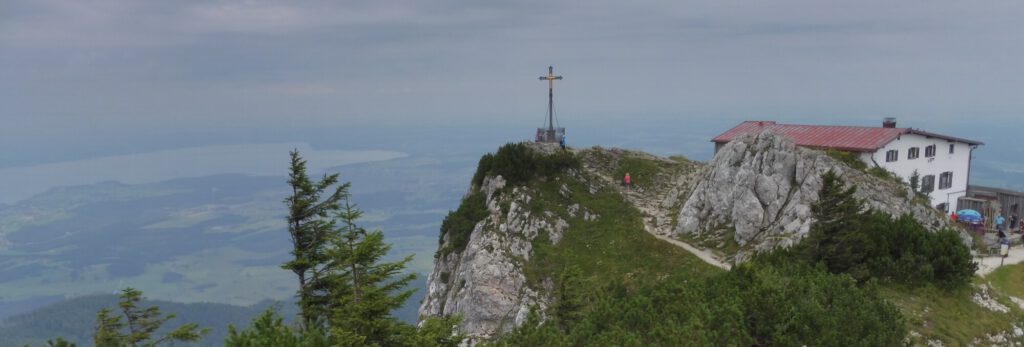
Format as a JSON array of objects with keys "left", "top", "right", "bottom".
[
  {"left": 2, "top": 0, "right": 1024, "bottom": 147},
  {"left": 256, "top": 83, "right": 339, "bottom": 96}
]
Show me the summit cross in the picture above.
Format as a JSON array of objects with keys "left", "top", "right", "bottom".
[{"left": 539, "top": 66, "right": 563, "bottom": 132}]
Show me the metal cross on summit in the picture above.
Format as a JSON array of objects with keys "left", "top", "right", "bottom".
[{"left": 535, "top": 66, "right": 566, "bottom": 144}]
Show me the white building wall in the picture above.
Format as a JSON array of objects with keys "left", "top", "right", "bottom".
[{"left": 858, "top": 133, "right": 974, "bottom": 210}]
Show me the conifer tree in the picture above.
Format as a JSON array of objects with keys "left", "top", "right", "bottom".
[
  {"left": 804, "top": 170, "right": 871, "bottom": 277},
  {"left": 46, "top": 338, "right": 76, "bottom": 347},
  {"left": 554, "top": 266, "right": 585, "bottom": 331},
  {"left": 282, "top": 149, "right": 350, "bottom": 327},
  {"left": 225, "top": 309, "right": 330, "bottom": 347},
  {"left": 260, "top": 151, "right": 463, "bottom": 346},
  {"left": 327, "top": 197, "right": 417, "bottom": 345},
  {"left": 93, "top": 288, "right": 207, "bottom": 347},
  {"left": 909, "top": 170, "right": 920, "bottom": 193}
]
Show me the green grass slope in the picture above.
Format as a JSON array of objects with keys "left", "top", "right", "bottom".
[{"left": 524, "top": 173, "right": 720, "bottom": 292}]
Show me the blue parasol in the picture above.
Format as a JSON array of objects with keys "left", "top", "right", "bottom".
[{"left": 957, "top": 209, "right": 982, "bottom": 223}]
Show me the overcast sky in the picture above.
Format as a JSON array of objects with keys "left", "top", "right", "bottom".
[{"left": 3, "top": 1, "right": 1023, "bottom": 157}]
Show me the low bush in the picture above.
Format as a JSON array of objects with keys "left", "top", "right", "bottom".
[
  {"left": 491, "top": 262, "right": 905, "bottom": 346},
  {"left": 472, "top": 143, "right": 578, "bottom": 188},
  {"left": 791, "top": 170, "right": 976, "bottom": 287},
  {"left": 436, "top": 192, "right": 488, "bottom": 258},
  {"left": 825, "top": 149, "right": 867, "bottom": 170}
]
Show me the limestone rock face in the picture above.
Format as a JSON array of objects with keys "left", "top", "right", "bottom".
[
  {"left": 419, "top": 175, "right": 567, "bottom": 342},
  {"left": 421, "top": 138, "right": 955, "bottom": 343},
  {"left": 675, "top": 131, "right": 950, "bottom": 261}
]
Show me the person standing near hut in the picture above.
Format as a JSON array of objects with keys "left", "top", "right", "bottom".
[
  {"left": 1011, "top": 214, "right": 1019, "bottom": 234},
  {"left": 997, "top": 213, "right": 1006, "bottom": 232}
]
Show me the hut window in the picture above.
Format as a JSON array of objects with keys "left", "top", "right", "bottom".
[
  {"left": 939, "top": 171, "right": 953, "bottom": 189},
  {"left": 921, "top": 175, "right": 935, "bottom": 193},
  {"left": 886, "top": 150, "right": 898, "bottom": 162}
]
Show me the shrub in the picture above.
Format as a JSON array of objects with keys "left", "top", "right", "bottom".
[
  {"left": 825, "top": 149, "right": 867, "bottom": 170},
  {"left": 472, "top": 143, "right": 579, "bottom": 188},
  {"left": 793, "top": 171, "right": 976, "bottom": 287},
  {"left": 491, "top": 262, "right": 905, "bottom": 346},
  {"left": 436, "top": 192, "right": 488, "bottom": 258},
  {"left": 611, "top": 157, "right": 661, "bottom": 188}
]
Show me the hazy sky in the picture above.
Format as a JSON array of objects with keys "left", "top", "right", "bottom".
[{"left": 3, "top": 1, "right": 1023, "bottom": 159}]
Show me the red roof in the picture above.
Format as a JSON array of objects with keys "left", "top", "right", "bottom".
[{"left": 711, "top": 121, "right": 982, "bottom": 152}]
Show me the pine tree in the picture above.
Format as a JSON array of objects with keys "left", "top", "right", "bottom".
[
  {"left": 554, "top": 265, "right": 585, "bottom": 331},
  {"left": 93, "top": 288, "right": 207, "bottom": 347},
  {"left": 327, "top": 197, "right": 417, "bottom": 345},
  {"left": 909, "top": 170, "right": 920, "bottom": 193},
  {"left": 225, "top": 309, "right": 330, "bottom": 347},
  {"left": 804, "top": 170, "right": 872, "bottom": 278},
  {"left": 46, "top": 338, "right": 77, "bottom": 347},
  {"left": 282, "top": 149, "right": 350, "bottom": 328}
]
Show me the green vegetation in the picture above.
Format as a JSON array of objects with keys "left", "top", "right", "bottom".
[
  {"left": 674, "top": 225, "right": 741, "bottom": 257},
  {"left": 824, "top": 149, "right": 867, "bottom": 170},
  {"left": 611, "top": 157, "right": 662, "bottom": 188},
  {"left": 494, "top": 169, "right": 986, "bottom": 346},
  {"left": 440, "top": 143, "right": 581, "bottom": 258},
  {"left": 880, "top": 284, "right": 1024, "bottom": 345},
  {"left": 436, "top": 192, "right": 488, "bottom": 258},
  {"left": 225, "top": 150, "right": 463, "bottom": 346},
  {"left": 93, "top": 287, "right": 208, "bottom": 347},
  {"left": 782, "top": 170, "right": 975, "bottom": 287},
  {"left": 282, "top": 149, "right": 350, "bottom": 326},
  {"left": 0, "top": 294, "right": 302, "bottom": 346},
  {"left": 324, "top": 198, "right": 417, "bottom": 345},
  {"left": 226, "top": 309, "right": 464, "bottom": 347},
  {"left": 988, "top": 263, "right": 1024, "bottom": 298},
  {"left": 226, "top": 310, "right": 329, "bottom": 347},
  {"left": 867, "top": 166, "right": 902, "bottom": 183},
  {"left": 825, "top": 149, "right": 925, "bottom": 201},
  {"left": 472, "top": 142, "right": 579, "bottom": 188},
  {"left": 523, "top": 175, "right": 719, "bottom": 292},
  {"left": 493, "top": 262, "right": 905, "bottom": 346},
  {"left": 667, "top": 154, "right": 690, "bottom": 163}
]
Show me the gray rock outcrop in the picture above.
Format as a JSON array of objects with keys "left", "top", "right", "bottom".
[
  {"left": 421, "top": 136, "right": 956, "bottom": 343},
  {"left": 674, "top": 131, "right": 949, "bottom": 261},
  {"left": 419, "top": 174, "right": 567, "bottom": 342}
]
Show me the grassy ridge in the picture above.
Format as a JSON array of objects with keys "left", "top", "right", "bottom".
[
  {"left": 988, "top": 262, "right": 1024, "bottom": 299},
  {"left": 881, "top": 282, "right": 1024, "bottom": 345},
  {"left": 524, "top": 173, "right": 720, "bottom": 301}
]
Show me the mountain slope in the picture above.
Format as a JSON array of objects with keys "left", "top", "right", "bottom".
[
  {"left": 420, "top": 136, "right": 1016, "bottom": 345},
  {"left": 419, "top": 143, "right": 719, "bottom": 341},
  {"left": 676, "top": 131, "right": 952, "bottom": 262}
]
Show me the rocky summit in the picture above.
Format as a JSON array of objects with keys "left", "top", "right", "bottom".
[
  {"left": 420, "top": 132, "right": 957, "bottom": 342},
  {"left": 676, "top": 131, "right": 953, "bottom": 262}
]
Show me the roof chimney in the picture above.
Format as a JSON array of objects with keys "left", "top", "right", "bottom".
[{"left": 882, "top": 117, "right": 897, "bottom": 128}]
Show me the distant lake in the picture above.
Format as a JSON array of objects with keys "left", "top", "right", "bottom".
[{"left": 0, "top": 143, "right": 407, "bottom": 204}]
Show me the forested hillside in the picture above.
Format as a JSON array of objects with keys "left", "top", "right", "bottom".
[{"left": 0, "top": 295, "right": 295, "bottom": 346}]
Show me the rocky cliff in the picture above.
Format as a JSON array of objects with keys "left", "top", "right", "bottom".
[
  {"left": 674, "top": 131, "right": 951, "bottom": 262},
  {"left": 419, "top": 173, "right": 561, "bottom": 342},
  {"left": 418, "top": 143, "right": 711, "bottom": 342},
  {"left": 420, "top": 133, "right": 952, "bottom": 342},
  {"left": 419, "top": 143, "right": 584, "bottom": 342}
]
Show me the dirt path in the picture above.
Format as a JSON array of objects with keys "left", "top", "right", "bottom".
[
  {"left": 642, "top": 222, "right": 732, "bottom": 270},
  {"left": 977, "top": 250, "right": 1024, "bottom": 276},
  {"left": 578, "top": 152, "right": 731, "bottom": 270}
]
